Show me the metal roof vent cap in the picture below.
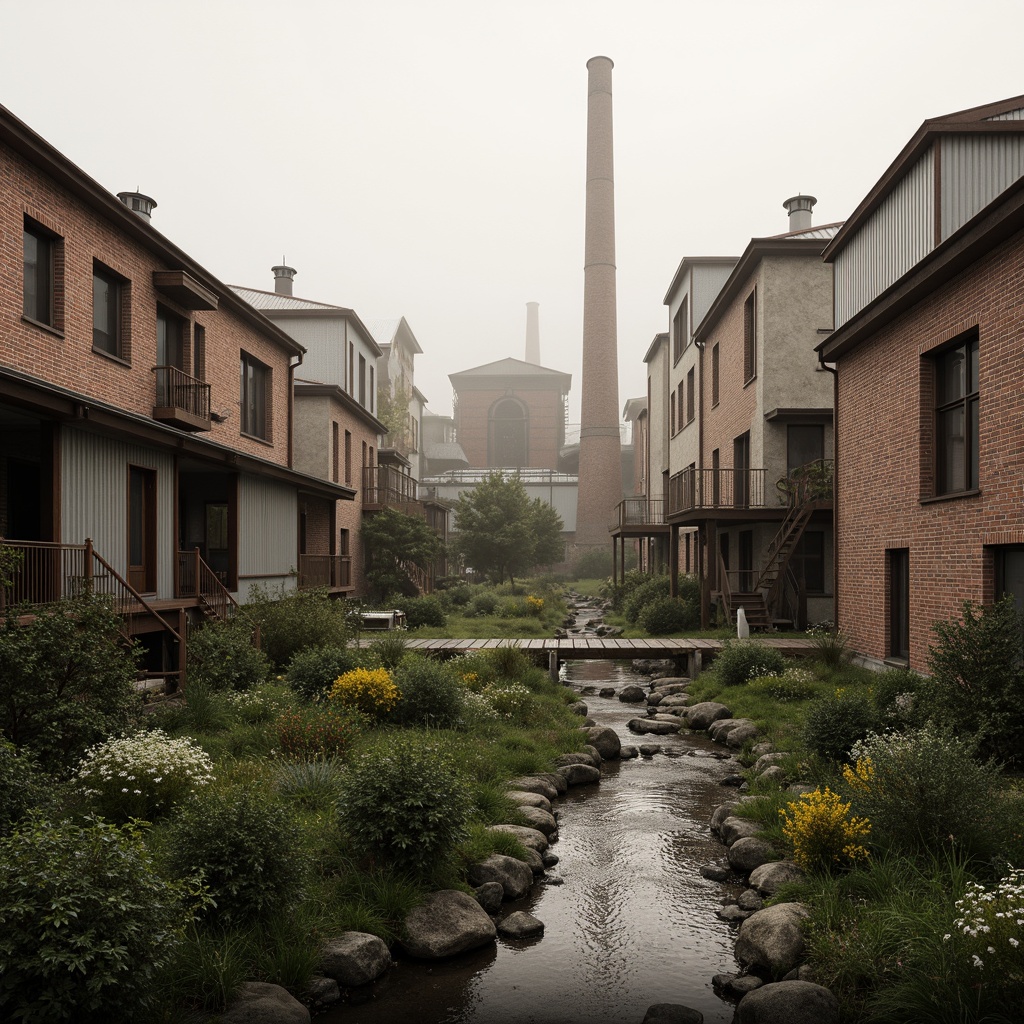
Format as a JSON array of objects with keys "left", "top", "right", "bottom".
[
  {"left": 272, "top": 261, "right": 297, "bottom": 296},
  {"left": 117, "top": 191, "right": 157, "bottom": 221},
  {"left": 782, "top": 194, "right": 816, "bottom": 232}
]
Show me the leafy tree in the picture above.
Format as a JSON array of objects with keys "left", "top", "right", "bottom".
[
  {"left": 452, "top": 472, "right": 564, "bottom": 585},
  {"left": 375, "top": 380, "right": 412, "bottom": 448},
  {"left": 361, "top": 507, "right": 443, "bottom": 603}
]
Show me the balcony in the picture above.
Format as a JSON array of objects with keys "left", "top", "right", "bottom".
[
  {"left": 362, "top": 466, "right": 420, "bottom": 510},
  {"left": 610, "top": 497, "right": 667, "bottom": 532},
  {"left": 153, "top": 366, "right": 211, "bottom": 431},
  {"left": 667, "top": 461, "right": 834, "bottom": 518},
  {"left": 298, "top": 554, "right": 352, "bottom": 591}
]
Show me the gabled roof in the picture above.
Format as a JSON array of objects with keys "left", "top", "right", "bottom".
[
  {"left": 623, "top": 396, "right": 647, "bottom": 421},
  {"left": 662, "top": 255, "right": 738, "bottom": 305},
  {"left": 644, "top": 332, "right": 668, "bottom": 363},
  {"left": 363, "top": 316, "right": 423, "bottom": 355},
  {"left": 824, "top": 94, "right": 1024, "bottom": 261},
  {"left": 449, "top": 357, "right": 571, "bottom": 390}
]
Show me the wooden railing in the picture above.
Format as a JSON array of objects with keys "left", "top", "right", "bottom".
[
  {"left": 177, "top": 548, "right": 239, "bottom": 621},
  {"left": 362, "top": 466, "right": 420, "bottom": 507},
  {"left": 153, "top": 366, "right": 211, "bottom": 430},
  {"left": 298, "top": 554, "right": 352, "bottom": 590},
  {"left": 668, "top": 468, "right": 767, "bottom": 515},
  {"left": 611, "top": 497, "right": 665, "bottom": 529}
]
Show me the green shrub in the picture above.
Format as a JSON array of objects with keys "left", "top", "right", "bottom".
[
  {"left": 638, "top": 595, "right": 698, "bottom": 635},
  {"left": 337, "top": 732, "right": 473, "bottom": 876},
  {"left": 222, "top": 683, "right": 294, "bottom": 724},
  {"left": 392, "top": 657, "right": 465, "bottom": 728},
  {"left": 286, "top": 645, "right": 362, "bottom": 700},
  {"left": 0, "top": 815, "right": 189, "bottom": 1023},
  {"left": 676, "top": 573, "right": 700, "bottom": 606},
  {"left": 0, "top": 740, "right": 43, "bottom": 835},
  {"left": 748, "top": 667, "right": 821, "bottom": 702},
  {"left": 399, "top": 596, "right": 447, "bottom": 629},
  {"left": 470, "top": 592, "right": 499, "bottom": 616},
  {"left": 804, "top": 690, "right": 877, "bottom": 762},
  {"left": 242, "top": 586, "right": 352, "bottom": 668},
  {"left": 713, "top": 639, "right": 788, "bottom": 686},
  {"left": 366, "top": 631, "right": 408, "bottom": 671},
  {"left": 843, "top": 724, "right": 1004, "bottom": 859},
  {"left": 481, "top": 682, "right": 542, "bottom": 726},
  {"left": 572, "top": 547, "right": 613, "bottom": 580},
  {"left": 927, "top": 597, "right": 1024, "bottom": 766},
  {"left": 187, "top": 617, "right": 270, "bottom": 692},
  {"left": 0, "top": 595, "right": 139, "bottom": 772},
  {"left": 806, "top": 621, "right": 852, "bottom": 669},
  {"left": 871, "top": 667, "right": 925, "bottom": 729},
  {"left": 441, "top": 582, "right": 473, "bottom": 607},
  {"left": 624, "top": 574, "right": 671, "bottom": 624},
  {"left": 489, "top": 644, "right": 533, "bottom": 683},
  {"left": 274, "top": 704, "right": 366, "bottom": 759},
  {"left": 274, "top": 757, "right": 346, "bottom": 811},
  {"left": 167, "top": 788, "right": 304, "bottom": 926}
]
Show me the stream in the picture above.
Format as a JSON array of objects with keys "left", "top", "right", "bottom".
[{"left": 321, "top": 656, "right": 742, "bottom": 1024}]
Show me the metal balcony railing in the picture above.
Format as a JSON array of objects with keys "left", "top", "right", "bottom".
[{"left": 153, "top": 366, "right": 211, "bottom": 431}]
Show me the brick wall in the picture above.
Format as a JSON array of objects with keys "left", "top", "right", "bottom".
[{"left": 454, "top": 386, "right": 564, "bottom": 470}]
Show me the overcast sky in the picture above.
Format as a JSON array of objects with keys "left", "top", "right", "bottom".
[{"left": 4, "top": 0, "right": 1023, "bottom": 421}]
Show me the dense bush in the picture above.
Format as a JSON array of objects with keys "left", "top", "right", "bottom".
[
  {"left": 0, "top": 815, "right": 189, "bottom": 1023},
  {"left": 0, "top": 740, "right": 43, "bottom": 835},
  {"left": 624, "top": 574, "right": 672, "bottom": 624},
  {"left": 187, "top": 617, "right": 270, "bottom": 692},
  {"left": 927, "top": 597, "right": 1024, "bottom": 766},
  {"left": 806, "top": 621, "right": 852, "bottom": 669},
  {"left": 779, "top": 787, "right": 871, "bottom": 873},
  {"left": 713, "top": 639, "right": 788, "bottom": 686},
  {"left": 469, "top": 591, "right": 499, "bottom": 616},
  {"left": 366, "top": 632, "right": 408, "bottom": 671},
  {"left": 439, "top": 582, "right": 472, "bottom": 607},
  {"left": 392, "top": 657, "right": 465, "bottom": 728},
  {"left": 167, "top": 787, "right": 304, "bottom": 926},
  {"left": 242, "top": 586, "right": 352, "bottom": 667},
  {"left": 489, "top": 644, "right": 533, "bottom": 683},
  {"left": 804, "top": 690, "right": 876, "bottom": 762},
  {"left": 329, "top": 667, "right": 400, "bottom": 718},
  {"left": 286, "top": 644, "right": 362, "bottom": 700},
  {"left": 639, "top": 595, "right": 698, "bottom": 635},
  {"left": 399, "top": 595, "right": 447, "bottom": 628},
  {"left": 0, "top": 595, "right": 139, "bottom": 771},
  {"left": 604, "top": 567, "right": 657, "bottom": 612},
  {"left": 336, "top": 732, "right": 472, "bottom": 875},
  {"left": 747, "top": 667, "right": 821, "bottom": 702},
  {"left": 871, "top": 667, "right": 925, "bottom": 729},
  {"left": 274, "top": 704, "right": 366, "bottom": 759},
  {"left": 676, "top": 573, "right": 700, "bottom": 606}
]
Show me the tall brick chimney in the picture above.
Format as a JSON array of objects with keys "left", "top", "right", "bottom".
[
  {"left": 575, "top": 55, "right": 622, "bottom": 551},
  {"left": 525, "top": 301, "right": 540, "bottom": 364},
  {"left": 272, "top": 261, "right": 297, "bottom": 296}
]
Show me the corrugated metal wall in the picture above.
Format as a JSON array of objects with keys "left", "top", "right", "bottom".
[
  {"left": 834, "top": 152, "right": 935, "bottom": 327},
  {"left": 238, "top": 473, "right": 297, "bottom": 585},
  {"left": 941, "top": 134, "right": 1024, "bottom": 240},
  {"left": 693, "top": 263, "right": 736, "bottom": 328},
  {"left": 61, "top": 428, "right": 175, "bottom": 598},
  {"left": 277, "top": 317, "right": 345, "bottom": 387},
  {"left": 986, "top": 109, "right": 1024, "bottom": 121}
]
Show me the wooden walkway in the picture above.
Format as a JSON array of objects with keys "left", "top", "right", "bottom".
[{"left": 363, "top": 636, "right": 817, "bottom": 676}]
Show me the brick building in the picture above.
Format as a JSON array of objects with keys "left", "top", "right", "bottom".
[
  {"left": 820, "top": 95, "right": 1024, "bottom": 670},
  {"left": 0, "top": 104, "right": 353, "bottom": 684}
]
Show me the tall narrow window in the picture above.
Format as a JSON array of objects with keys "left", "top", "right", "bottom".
[
  {"left": 240, "top": 352, "right": 270, "bottom": 440},
  {"left": 332, "top": 422, "right": 340, "bottom": 483},
  {"left": 359, "top": 354, "right": 366, "bottom": 406},
  {"left": 677, "top": 381, "right": 685, "bottom": 428},
  {"left": 489, "top": 398, "right": 528, "bottom": 466},
  {"left": 686, "top": 368, "right": 695, "bottom": 424},
  {"left": 994, "top": 546, "right": 1024, "bottom": 614},
  {"left": 23, "top": 218, "right": 60, "bottom": 327},
  {"left": 787, "top": 424, "right": 824, "bottom": 476},
  {"left": 935, "top": 333, "right": 979, "bottom": 495},
  {"left": 92, "top": 262, "right": 126, "bottom": 359},
  {"left": 711, "top": 343, "right": 720, "bottom": 406},
  {"left": 672, "top": 297, "right": 688, "bottom": 364},
  {"left": 670, "top": 392, "right": 676, "bottom": 435},
  {"left": 157, "top": 306, "right": 185, "bottom": 369},
  {"left": 348, "top": 342, "right": 355, "bottom": 395},
  {"left": 888, "top": 548, "right": 910, "bottom": 661},
  {"left": 369, "top": 366, "right": 375, "bottom": 414},
  {"left": 733, "top": 431, "right": 750, "bottom": 507},
  {"left": 743, "top": 289, "right": 757, "bottom": 382},
  {"left": 192, "top": 324, "right": 206, "bottom": 380},
  {"left": 344, "top": 430, "right": 352, "bottom": 485}
]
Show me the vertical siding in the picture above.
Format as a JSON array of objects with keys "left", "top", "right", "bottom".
[
  {"left": 834, "top": 153, "right": 934, "bottom": 327},
  {"left": 986, "top": 108, "right": 1024, "bottom": 121},
  {"left": 941, "top": 135, "right": 1024, "bottom": 240},
  {"left": 61, "top": 428, "right": 175, "bottom": 598},
  {"left": 692, "top": 264, "right": 736, "bottom": 327},
  {"left": 237, "top": 473, "right": 297, "bottom": 587},
  {"left": 275, "top": 317, "right": 345, "bottom": 387}
]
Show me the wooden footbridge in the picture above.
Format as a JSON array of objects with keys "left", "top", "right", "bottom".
[{"left": 367, "top": 636, "right": 817, "bottom": 679}]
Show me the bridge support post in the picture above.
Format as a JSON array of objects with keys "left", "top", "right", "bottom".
[{"left": 549, "top": 651, "right": 560, "bottom": 682}]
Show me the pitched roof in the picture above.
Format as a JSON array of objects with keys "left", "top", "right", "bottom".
[
  {"left": 230, "top": 286, "right": 344, "bottom": 312},
  {"left": 450, "top": 356, "right": 570, "bottom": 380},
  {"left": 363, "top": 316, "right": 423, "bottom": 354}
]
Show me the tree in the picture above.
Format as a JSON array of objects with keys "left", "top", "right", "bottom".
[
  {"left": 361, "top": 507, "right": 443, "bottom": 603},
  {"left": 375, "top": 380, "right": 412, "bottom": 451},
  {"left": 452, "top": 473, "right": 564, "bottom": 586}
]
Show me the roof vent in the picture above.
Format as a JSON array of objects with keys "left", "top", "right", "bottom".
[
  {"left": 117, "top": 191, "right": 157, "bottom": 222},
  {"left": 272, "top": 261, "right": 297, "bottom": 296},
  {"left": 782, "top": 194, "right": 816, "bottom": 232}
]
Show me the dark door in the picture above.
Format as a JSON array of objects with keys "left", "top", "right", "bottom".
[
  {"left": 888, "top": 548, "right": 910, "bottom": 661},
  {"left": 733, "top": 432, "right": 750, "bottom": 507},
  {"left": 7, "top": 459, "right": 41, "bottom": 540},
  {"left": 739, "top": 530, "right": 754, "bottom": 592},
  {"left": 128, "top": 466, "right": 157, "bottom": 593}
]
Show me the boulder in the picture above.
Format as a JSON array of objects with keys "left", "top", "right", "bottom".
[
  {"left": 646, "top": 692, "right": 664, "bottom": 706},
  {"left": 557, "top": 763, "right": 601, "bottom": 786},
  {"left": 712, "top": 973, "right": 764, "bottom": 999},
  {"left": 734, "top": 981, "right": 839, "bottom": 1024},
  {"left": 619, "top": 745, "right": 639, "bottom": 759},
  {"left": 759, "top": 765, "right": 788, "bottom": 784},
  {"left": 534, "top": 771, "right": 568, "bottom": 795},
  {"left": 710, "top": 801, "right": 740, "bottom": 834},
  {"left": 638, "top": 743, "right": 662, "bottom": 756},
  {"left": 734, "top": 903, "right": 810, "bottom": 975},
  {"left": 497, "top": 911, "right": 545, "bottom": 939},
  {"left": 650, "top": 677, "right": 690, "bottom": 691},
  {"left": 618, "top": 684, "right": 647, "bottom": 703},
  {"left": 641, "top": 1004, "right": 704, "bottom": 1024},
  {"left": 737, "top": 889, "right": 765, "bottom": 912},
  {"left": 700, "top": 862, "right": 731, "bottom": 882},
  {"left": 467, "top": 854, "right": 534, "bottom": 900},
  {"left": 509, "top": 776, "right": 558, "bottom": 801},
  {"left": 727, "top": 837, "right": 780, "bottom": 874},
  {"left": 569, "top": 701, "right": 589, "bottom": 716},
  {"left": 708, "top": 718, "right": 754, "bottom": 743},
  {"left": 726, "top": 723, "right": 761, "bottom": 748},
  {"left": 584, "top": 725, "right": 621, "bottom": 759},
  {"left": 750, "top": 741, "right": 775, "bottom": 758},
  {"left": 658, "top": 693, "right": 691, "bottom": 707},
  {"left": 685, "top": 702, "right": 732, "bottom": 731},
  {"left": 488, "top": 823, "right": 549, "bottom": 852},
  {"left": 753, "top": 753, "right": 786, "bottom": 774},
  {"left": 505, "top": 790, "right": 552, "bottom": 812},
  {"left": 628, "top": 718, "right": 682, "bottom": 735},
  {"left": 516, "top": 805, "right": 558, "bottom": 835},
  {"left": 717, "top": 904, "right": 753, "bottom": 923},
  {"left": 584, "top": 744, "right": 604, "bottom": 764},
  {"left": 517, "top": 846, "right": 545, "bottom": 874},
  {"left": 219, "top": 982, "right": 310, "bottom": 1024},
  {"left": 552, "top": 751, "right": 596, "bottom": 769},
  {"left": 474, "top": 881, "right": 504, "bottom": 914},
  {"left": 599, "top": 686, "right": 616, "bottom": 698},
  {"left": 319, "top": 932, "right": 391, "bottom": 987},
  {"left": 720, "top": 816, "right": 764, "bottom": 846},
  {"left": 301, "top": 976, "right": 341, "bottom": 1011},
  {"left": 748, "top": 860, "right": 807, "bottom": 896},
  {"left": 401, "top": 890, "right": 497, "bottom": 959}
]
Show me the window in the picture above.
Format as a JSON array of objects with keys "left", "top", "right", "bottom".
[
  {"left": 888, "top": 548, "right": 910, "bottom": 661},
  {"left": 23, "top": 218, "right": 62, "bottom": 328},
  {"left": 240, "top": 352, "right": 271, "bottom": 440},
  {"left": 670, "top": 392, "right": 676, "bottom": 435},
  {"left": 192, "top": 324, "right": 206, "bottom": 379},
  {"left": 686, "top": 368, "right": 695, "bottom": 424},
  {"left": 672, "top": 297, "right": 688, "bottom": 364},
  {"left": 677, "top": 381, "right": 685, "bottom": 429},
  {"left": 743, "top": 288, "right": 757, "bottom": 383},
  {"left": 339, "top": 528, "right": 350, "bottom": 556},
  {"left": 489, "top": 398, "right": 527, "bottom": 466},
  {"left": 711, "top": 343, "right": 720, "bottom": 406},
  {"left": 369, "top": 366, "right": 375, "bottom": 414},
  {"left": 157, "top": 305, "right": 185, "bottom": 369},
  {"left": 934, "top": 333, "right": 979, "bottom": 495},
  {"left": 733, "top": 431, "right": 750, "bottom": 507},
  {"left": 348, "top": 342, "right": 355, "bottom": 395},
  {"left": 332, "top": 422, "right": 340, "bottom": 483},
  {"left": 92, "top": 261, "right": 128, "bottom": 360},
  {"left": 344, "top": 430, "right": 352, "bottom": 485},
  {"left": 358, "top": 354, "right": 367, "bottom": 407},
  {"left": 993, "top": 546, "right": 1024, "bottom": 614},
  {"left": 795, "top": 531, "right": 826, "bottom": 594},
  {"left": 787, "top": 424, "right": 824, "bottom": 477}
]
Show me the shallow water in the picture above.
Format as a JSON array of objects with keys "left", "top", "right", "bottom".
[{"left": 322, "top": 658, "right": 741, "bottom": 1024}]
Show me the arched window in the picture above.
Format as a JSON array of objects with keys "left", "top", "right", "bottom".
[{"left": 488, "top": 397, "right": 528, "bottom": 467}]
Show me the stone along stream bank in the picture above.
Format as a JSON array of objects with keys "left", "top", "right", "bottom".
[{"left": 318, "top": 655, "right": 749, "bottom": 1024}]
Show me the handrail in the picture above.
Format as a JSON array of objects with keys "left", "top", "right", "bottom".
[
  {"left": 668, "top": 467, "right": 768, "bottom": 515},
  {"left": 153, "top": 365, "right": 211, "bottom": 422},
  {"left": 611, "top": 497, "right": 666, "bottom": 528},
  {"left": 177, "top": 548, "right": 238, "bottom": 621},
  {"left": 91, "top": 546, "right": 183, "bottom": 644},
  {"left": 362, "top": 465, "right": 420, "bottom": 506},
  {"left": 717, "top": 548, "right": 732, "bottom": 624}
]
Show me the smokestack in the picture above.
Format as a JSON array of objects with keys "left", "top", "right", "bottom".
[
  {"left": 782, "top": 194, "right": 816, "bottom": 232},
  {"left": 575, "top": 55, "right": 623, "bottom": 551},
  {"left": 525, "top": 301, "right": 540, "bottom": 364},
  {"left": 272, "top": 261, "right": 297, "bottom": 296},
  {"left": 117, "top": 191, "right": 157, "bottom": 222}
]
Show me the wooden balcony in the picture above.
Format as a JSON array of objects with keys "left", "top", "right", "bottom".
[
  {"left": 610, "top": 497, "right": 668, "bottom": 535},
  {"left": 362, "top": 466, "right": 421, "bottom": 511},
  {"left": 298, "top": 554, "right": 352, "bottom": 591},
  {"left": 153, "top": 366, "right": 211, "bottom": 432},
  {"left": 668, "top": 467, "right": 768, "bottom": 517}
]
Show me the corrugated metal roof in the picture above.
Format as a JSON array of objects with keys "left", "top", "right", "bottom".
[
  {"left": 230, "top": 285, "right": 344, "bottom": 311},
  {"left": 363, "top": 317, "right": 401, "bottom": 347},
  {"left": 424, "top": 441, "right": 469, "bottom": 464},
  {"left": 767, "top": 222, "right": 843, "bottom": 241}
]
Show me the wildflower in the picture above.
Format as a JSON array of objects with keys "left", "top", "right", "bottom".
[{"left": 779, "top": 787, "right": 870, "bottom": 873}]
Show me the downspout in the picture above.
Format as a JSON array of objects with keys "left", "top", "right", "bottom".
[
  {"left": 288, "top": 351, "right": 302, "bottom": 470},
  {"left": 694, "top": 336, "right": 706, "bottom": 619},
  {"left": 818, "top": 346, "right": 838, "bottom": 630}
]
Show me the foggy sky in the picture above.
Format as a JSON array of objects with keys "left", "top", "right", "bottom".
[{"left": 4, "top": 0, "right": 1023, "bottom": 421}]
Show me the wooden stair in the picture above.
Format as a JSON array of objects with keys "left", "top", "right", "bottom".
[{"left": 730, "top": 592, "right": 771, "bottom": 630}]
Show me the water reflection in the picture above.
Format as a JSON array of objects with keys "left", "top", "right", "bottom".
[{"left": 321, "top": 660, "right": 739, "bottom": 1024}]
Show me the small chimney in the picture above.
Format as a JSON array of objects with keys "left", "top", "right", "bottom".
[
  {"left": 272, "top": 261, "right": 297, "bottom": 296},
  {"left": 525, "top": 301, "right": 540, "bottom": 364},
  {"left": 117, "top": 191, "right": 157, "bottom": 222},
  {"left": 782, "top": 194, "right": 816, "bottom": 232}
]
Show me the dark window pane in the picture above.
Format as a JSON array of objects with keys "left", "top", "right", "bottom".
[
  {"left": 787, "top": 425, "right": 824, "bottom": 476},
  {"left": 938, "top": 405, "right": 965, "bottom": 493},
  {"left": 23, "top": 228, "right": 52, "bottom": 323},
  {"left": 93, "top": 270, "right": 118, "bottom": 354}
]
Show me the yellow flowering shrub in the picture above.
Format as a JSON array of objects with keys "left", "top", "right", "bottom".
[
  {"left": 780, "top": 787, "right": 871, "bottom": 873},
  {"left": 329, "top": 667, "right": 399, "bottom": 717},
  {"left": 526, "top": 595, "right": 545, "bottom": 616},
  {"left": 842, "top": 755, "right": 875, "bottom": 791}
]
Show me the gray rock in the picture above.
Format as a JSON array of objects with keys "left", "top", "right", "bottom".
[
  {"left": 646, "top": 692, "right": 664, "bottom": 706},
  {"left": 719, "top": 773, "right": 745, "bottom": 787},
  {"left": 474, "top": 881, "right": 504, "bottom": 914},
  {"left": 737, "top": 889, "right": 765, "bottom": 912},
  {"left": 782, "top": 965, "right": 817, "bottom": 983},
  {"left": 717, "top": 904, "right": 753, "bottom": 923},
  {"left": 750, "top": 741, "right": 775, "bottom": 758},
  {"left": 569, "top": 701, "right": 589, "bottom": 716},
  {"left": 700, "top": 862, "right": 731, "bottom": 882},
  {"left": 301, "top": 976, "right": 341, "bottom": 1009},
  {"left": 584, "top": 743, "right": 604, "bottom": 763},
  {"left": 220, "top": 982, "right": 310, "bottom": 1024},
  {"left": 319, "top": 932, "right": 391, "bottom": 987},
  {"left": 638, "top": 743, "right": 662, "bottom": 756},
  {"left": 658, "top": 693, "right": 691, "bottom": 707},
  {"left": 517, "top": 846, "right": 545, "bottom": 874},
  {"left": 488, "top": 823, "right": 549, "bottom": 852},
  {"left": 720, "top": 816, "right": 763, "bottom": 846},
  {"left": 467, "top": 854, "right": 534, "bottom": 900},
  {"left": 401, "top": 890, "right": 497, "bottom": 959},
  {"left": 641, "top": 1004, "right": 704, "bottom": 1024},
  {"left": 497, "top": 910, "right": 544, "bottom": 939},
  {"left": 534, "top": 771, "right": 568, "bottom": 795},
  {"left": 650, "top": 678, "right": 690, "bottom": 691},
  {"left": 734, "top": 980, "right": 839, "bottom": 1024},
  {"left": 713, "top": 973, "right": 764, "bottom": 999},
  {"left": 599, "top": 687, "right": 616, "bottom": 698},
  {"left": 749, "top": 860, "right": 807, "bottom": 896},
  {"left": 708, "top": 717, "right": 754, "bottom": 743},
  {"left": 759, "top": 765, "right": 788, "bottom": 784},
  {"left": 710, "top": 801, "right": 740, "bottom": 834},
  {"left": 753, "top": 753, "right": 786, "bottom": 774},
  {"left": 726, "top": 723, "right": 762, "bottom": 748},
  {"left": 516, "top": 805, "right": 558, "bottom": 835},
  {"left": 788, "top": 783, "right": 815, "bottom": 796},
  {"left": 628, "top": 718, "right": 681, "bottom": 735},
  {"left": 542, "top": 851, "right": 559, "bottom": 866},
  {"left": 727, "top": 837, "right": 780, "bottom": 874},
  {"left": 509, "top": 776, "right": 558, "bottom": 801},
  {"left": 734, "top": 903, "right": 810, "bottom": 975},
  {"left": 685, "top": 702, "right": 733, "bottom": 731},
  {"left": 619, "top": 744, "right": 639, "bottom": 759},
  {"left": 619, "top": 685, "right": 647, "bottom": 703},
  {"left": 652, "top": 713, "right": 685, "bottom": 724},
  {"left": 505, "top": 790, "right": 552, "bottom": 812},
  {"left": 581, "top": 729, "right": 618, "bottom": 761},
  {"left": 557, "top": 762, "right": 601, "bottom": 786}
]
